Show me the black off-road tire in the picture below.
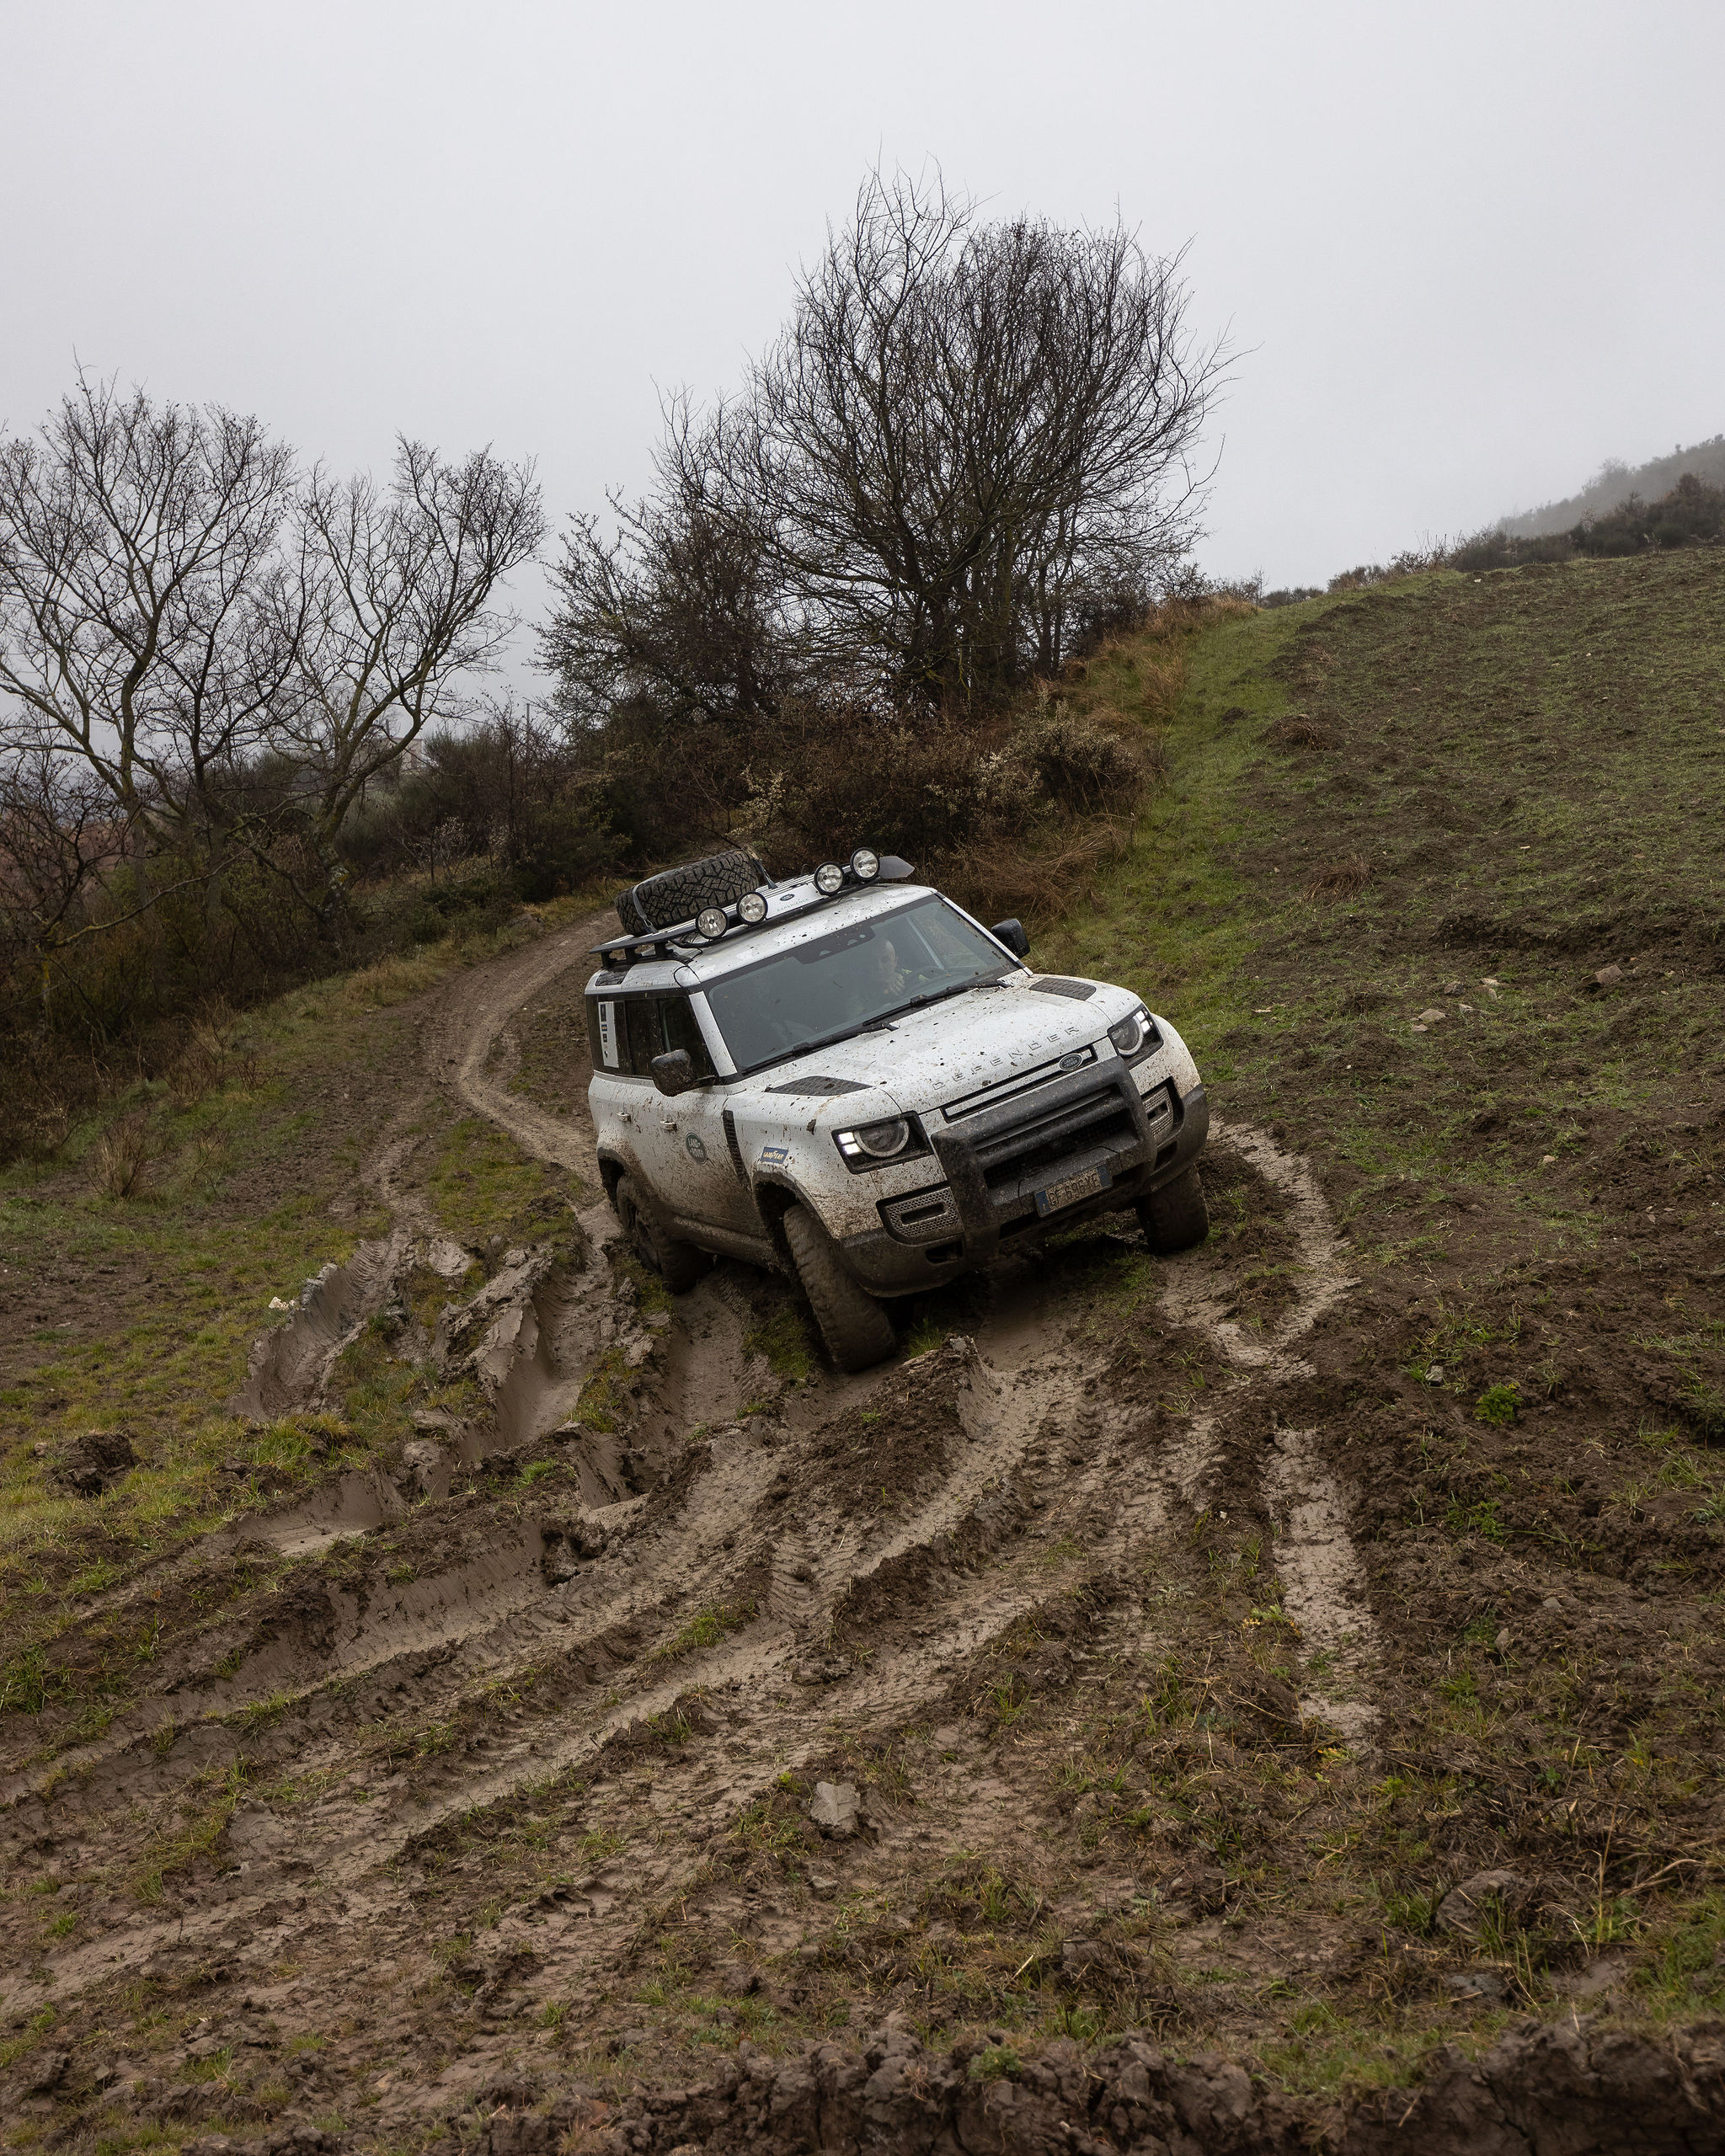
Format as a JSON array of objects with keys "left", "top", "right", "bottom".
[
  {"left": 782, "top": 1203, "right": 897, "bottom": 1374},
  {"left": 616, "top": 851, "right": 766, "bottom": 936},
  {"left": 615, "top": 1174, "right": 709, "bottom": 1294},
  {"left": 1136, "top": 1166, "right": 1210, "bottom": 1256}
]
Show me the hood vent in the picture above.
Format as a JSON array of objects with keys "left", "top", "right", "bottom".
[{"left": 764, "top": 1075, "right": 872, "bottom": 1096}]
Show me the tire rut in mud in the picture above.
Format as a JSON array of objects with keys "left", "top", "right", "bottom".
[{"left": 0, "top": 919, "right": 1429, "bottom": 2147}]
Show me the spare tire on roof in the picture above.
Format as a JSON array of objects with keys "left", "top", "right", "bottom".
[{"left": 616, "top": 851, "right": 769, "bottom": 936}]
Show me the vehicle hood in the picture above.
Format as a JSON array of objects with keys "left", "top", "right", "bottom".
[{"left": 742, "top": 975, "right": 1133, "bottom": 1118}]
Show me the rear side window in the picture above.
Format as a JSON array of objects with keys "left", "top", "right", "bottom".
[{"left": 587, "top": 993, "right": 715, "bottom": 1079}]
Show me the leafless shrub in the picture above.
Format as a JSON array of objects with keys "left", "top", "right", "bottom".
[
  {"left": 1304, "top": 855, "right": 1372, "bottom": 901},
  {"left": 1001, "top": 710, "right": 1146, "bottom": 815},
  {"left": 167, "top": 1005, "right": 261, "bottom": 1110},
  {"left": 29, "top": 1097, "right": 72, "bottom": 1155},
  {"left": 87, "top": 1110, "right": 158, "bottom": 1199}
]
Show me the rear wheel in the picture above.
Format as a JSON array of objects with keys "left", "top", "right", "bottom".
[
  {"left": 782, "top": 1204, "right": 897, "bottom": 1373},
  {"left": 1136, "top": 1166, "right": 1210, "bottom": 1255},
  {"left": 615, "top": 1174, "right": 708, "bottom": 1294}
]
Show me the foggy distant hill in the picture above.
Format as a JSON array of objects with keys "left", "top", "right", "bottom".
[{"left": 1502, "top": 435, "right": 1725, "bottom": 536}]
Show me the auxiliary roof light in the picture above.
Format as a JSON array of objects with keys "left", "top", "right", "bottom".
[
  {"left": 696, "top": 906, "right": 729, "bottom": 940},
  {"left": 850, "top": 846, "right": 880, "bottom": 882},
  {"left": 814, "top": 861, "right": 845, "bottom": 895},
  {"left": 737, "top": 889, "right": 768, "bottom": 924}
]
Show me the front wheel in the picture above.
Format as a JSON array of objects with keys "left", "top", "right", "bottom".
[
  {"left": 615, "top": 1174, "right": 709, "bottom": 1294},
  {"left": 782, "top": 1204, "right": 897, "bottom": 1373},
  {"left": 1136, "top": 1166, "right": 1210, "bottom": 1255}
]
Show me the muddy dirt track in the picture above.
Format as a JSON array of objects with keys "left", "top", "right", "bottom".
[{"left": 4, "top": 909, "right": 1723, "bottom": 2155}]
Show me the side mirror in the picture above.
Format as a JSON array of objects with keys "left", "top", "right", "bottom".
[
  {"left": 991, "top": 918, "right": 1030, "bottom": 961},
  {"left": 650, "top": 1049, "right": 695, "bottom": 1097}
]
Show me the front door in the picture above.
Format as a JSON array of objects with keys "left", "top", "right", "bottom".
[{"left": 623, "top": 991, "right": 756, "bottom": 1238}]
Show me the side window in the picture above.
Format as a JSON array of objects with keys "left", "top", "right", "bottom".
[
  {"left": 656, "top": 995, "right": 714, "bottom": 1079},
  {"left": 587, "top": 994, "right": 714, "bottom": 1079},
  {"left": 623, "top": 1000, "right": 660, "bottom": 1076}
]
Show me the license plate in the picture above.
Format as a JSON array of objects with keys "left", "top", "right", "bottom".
[{"left": 1034, "top": 1163, "right": 1110, "bottom": 1217}]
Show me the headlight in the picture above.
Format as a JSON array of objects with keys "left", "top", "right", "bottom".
[
  {"left": 696, "top": 906, "right": 728, "bottom": 939},
  {"left": 1108, "top": 1008, "right": 1154, "bottom": 1058},
  {"left": 836, "top": 1115, "right": 911, "bottom": 1162},
  {"left": 850, "top": 847, "right": 880, "bottom": 882},
  {"left": 814, "top": 862, "right": 844, "bottom": 895},
  {"left": 737, "top": 889, "right": 767, "bottom": 924}
]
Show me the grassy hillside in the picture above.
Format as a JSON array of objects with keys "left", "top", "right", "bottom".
[
  {"left": 1, "top": 555, "right": 1722, "bottom": 2138},
  {"left": 0, "top": 908, "right": 586, "bottom": 1710},
  {"left": 1039, "top": 547, "right": 1725, "bottom": 2044}
]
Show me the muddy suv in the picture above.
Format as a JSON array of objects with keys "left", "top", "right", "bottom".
[{"left": 585, "top": 848, "right": 1210, "bottom": 1372}]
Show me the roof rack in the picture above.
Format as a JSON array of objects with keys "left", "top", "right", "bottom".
[{"left": 590, "top": 851, "right": 914, "bottom": 968}]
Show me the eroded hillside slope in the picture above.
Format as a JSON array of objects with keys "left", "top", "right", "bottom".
[{"left": 3, "top": 553, "right": 1723, "bottom": 2153}]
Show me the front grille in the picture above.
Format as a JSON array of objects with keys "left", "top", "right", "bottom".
[
  {"left": 943, "top": 1044, "right": 1097, "bottom": 1122},
  {"left": 972, "top": 1083, "right": 1136, "bottom": 1190}
]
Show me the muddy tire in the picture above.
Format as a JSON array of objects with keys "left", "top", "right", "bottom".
[
  {"left": 616, "top": 851, "right": 766, "bottom": 937},
  {"left": 782, "top": 1203, "right": 897, "bottom": 1374},
  {"left": 1137, "top": 1166, "right": 1210, "bottom": 1255},
  {"left": 615, "top": 1174, "right": 708, "bottom": 1294}
]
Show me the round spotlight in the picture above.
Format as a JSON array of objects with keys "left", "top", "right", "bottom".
[
  {"left": 814, "top": 862, "right": 844, "bottom": 895},
  {"left": 850, "top": 846, "right": 880, "bottom": 882},
  {"left": 737, "top": 889, "right": 768, "bottom": 924},
  {"left": 696, "top": 906, "right": 729, "bottom": 939}
]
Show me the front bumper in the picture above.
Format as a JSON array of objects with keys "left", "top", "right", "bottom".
[{"left": 838, "top": 1071, "right": 1210, "bottom": 1297}]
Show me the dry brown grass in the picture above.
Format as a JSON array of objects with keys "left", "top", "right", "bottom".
[
  {"left": 341, "top": 950, "right": 446, "bottom": 1008},
  {"left": 1268, "top": 715, "right": 1332, "bottom": 750},
  {"left": 947, "top": 818, "right": 1135, "bottom": 925},
  {"left": 86, "top": 1108, "right": 158, "bottom": 1199},
  {"left": 1302, "top": 854, "right": 1372, "bottom": 901}
]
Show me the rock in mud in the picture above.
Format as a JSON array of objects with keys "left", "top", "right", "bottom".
[
  {"left": 400, "top": 1438, "right": 443, "bottom": 1495},
  {"left": 23, "top": 2049, "right": 70, "bottom": 2094},
  {"left": 1594, "top": 963, "right": 1626, "bottom": 986},
  {"left": 47, "top": 1428, "right": 136, "bottom": 1497},
  {"left": 807, "top": 1780, "right": 862, "bottom": 1838},
  {"left": 1436, "top": 1867, "right": 1533, "bottom": 1937},
  {"left": 791, "top": 1654, "right": 852, "bottom": 1685}
]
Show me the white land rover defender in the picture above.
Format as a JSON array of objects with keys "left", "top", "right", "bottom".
[{"left": 585, "top": 847, "right": 1210, "bottom": 1373}]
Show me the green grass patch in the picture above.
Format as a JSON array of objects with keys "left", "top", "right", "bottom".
[
  {"left": 427, "top": 1115, "right": 584, "bottom": 1250},
  {"left": 654, "top": 1598, "right": 758, "bottom": 1660},
  {"left": 744, "top": 1303, "right": 815, "bottom": 1386}
]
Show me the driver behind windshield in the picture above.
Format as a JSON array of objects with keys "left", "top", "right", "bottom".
[{"left": 862, "top": 933, "right": 906, "bottom": 1007}]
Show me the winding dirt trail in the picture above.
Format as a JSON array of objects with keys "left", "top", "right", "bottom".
[{"left": 0, "top": 921, "right": 1386, "bottom": 2145}]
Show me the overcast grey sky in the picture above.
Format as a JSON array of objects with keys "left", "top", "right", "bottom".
[{"left": 6, "top": 0, "right": 1722, "bottom": 626}]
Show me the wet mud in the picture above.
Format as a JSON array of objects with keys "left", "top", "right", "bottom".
[{"left": 4, "top": 910, "right": 1722, "bottom": 2153}]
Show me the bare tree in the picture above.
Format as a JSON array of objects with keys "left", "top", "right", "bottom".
[
  {"left": 280, "top": 440, "right": 544, "bottom": 870},
  {"left": 545, "top": 167, "right": 1225, "bottom": 718},
  {"left": 748, "top": 169, "right": 1223, "bottom": 699},
  {"left": 0, "top": 374, "right": 302, "bottom": 883},
  {"left": 542, "top": 395, "right": 785, "bottom": 729},
  {"left": 1, "top": 385, "right": 543, "bottom": 929}
]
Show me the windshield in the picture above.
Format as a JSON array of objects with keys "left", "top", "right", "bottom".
[{"left": 702, "top": 896, "right": 1012, "bottom": 1073}]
